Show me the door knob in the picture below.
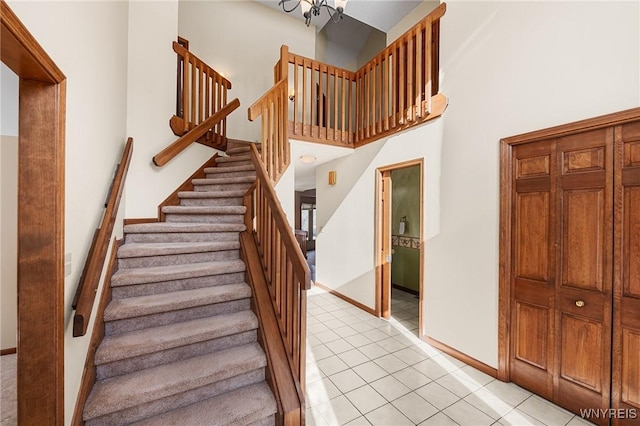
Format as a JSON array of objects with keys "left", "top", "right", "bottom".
[{"left": 575, "top": 300, "right": 585, "bottom": 308}]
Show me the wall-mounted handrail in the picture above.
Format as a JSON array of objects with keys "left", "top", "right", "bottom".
[
  {"left": 244, "top": 143, "right": 311, "bottom": 400},
  {"left": 73, "top": 138, "right": 133, "bottom": 337},
  {"left": 154, "top": 98, "right": 240, "bottom": 167}
]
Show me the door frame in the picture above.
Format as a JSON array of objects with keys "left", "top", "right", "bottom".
[
  {"left": 375, "top": 159, "right": 424, "bottom": 336},
  {"left": 1, "top": 2, "right": 66, "bottom": 424},
  {"left": 498, "top": 107, "right": 640, "bottom": 382}
]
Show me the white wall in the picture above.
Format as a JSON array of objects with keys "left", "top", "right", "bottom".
[
  {"left": 1, "top": 136, "right": 18, "bottom": 351},
  {"left": 428, "top": 1, "right": 639, "bottom": 366},
  {"left": 6, "top": 1, "right": 129, "bottom": 422},
  {"left": 386, "top": 0, "right": 439, "bottom": 44},
  {"left": 316, "top": 0, "right": 639, "bottom": 369},
  {"left": 1, "top": 63, "right": 18, "bottom": 351},
  {"left": 124, "top": 0, "right": 216, "bottom": 219},
  {"left": 178, "top": 1, "right": 316, "bottom": 144},
  {"left": 1, "top": 63, "right": 18, "bottom": 137},
  {"left": 315, "top": 120, "right": 443, "bottom": 308}
]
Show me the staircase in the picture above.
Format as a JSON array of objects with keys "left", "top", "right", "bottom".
[{"left": 83, "top": 143, "right": 277, "bottom": 425}]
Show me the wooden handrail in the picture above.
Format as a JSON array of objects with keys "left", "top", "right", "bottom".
[
  {"left": 170, "top": 40, "right": 233, "bottom": 150},
  {"left": 154, "top": 98, "right": 240, "bottom": 167},
  {"left": 243, "top": 143, "right": 311, "bottom": 419},
  {"left": 73, "top": 138, "right": 133, "bottom": 337},
  {"left": 247, "top": 79, "right": 289, "bottom": 182}
]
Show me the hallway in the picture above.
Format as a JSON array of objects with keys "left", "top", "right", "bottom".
[{"left": 304, "top": 286, "right": 594, "bottom": 426}]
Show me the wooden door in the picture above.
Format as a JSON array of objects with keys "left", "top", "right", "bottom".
[
  {"left": 510, "top": 130, "right": 614, "bottom": 422},
  {"left": 554, "top": 129, "right": 613, "bottom": 420},
  {"left": 612, "top": 120, "right": 640, "bottom": 425},
  {"left": 510, "top": 139, "right": 557, "bottom": 400}
]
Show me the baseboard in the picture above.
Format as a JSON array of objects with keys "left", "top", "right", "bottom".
[
  {"left": 123, "top": 218, "right": 158, "bottom": 225},
  {"left": 313, "top": 282, "right": 376, "bottom": 316},
  {"left": 391, "top": 283, "right": 419, "bottom": 296},
  {"left": 1, "top": 348, "right": 16, "bottom": 356},
  {"left": 423, "top": 336, "right": 498, "bottom": 379}
]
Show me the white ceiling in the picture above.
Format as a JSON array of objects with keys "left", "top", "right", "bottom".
[
  {"left": 255, "top": 0, "right": 423, "bottom": 33},
  {"left": 290, "top": 140, "right": 354, "bottom": 191}
]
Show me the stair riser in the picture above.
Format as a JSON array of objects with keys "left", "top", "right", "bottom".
[
  {"left": 118, "top": 249, "right": 239, "bottom": 269},
  {"left": 204, "top": 170, "right": 256, "bottom": 179},
  {"left": 86, "top": 368, "right": 266, "bottom": 426},
  {"left": 216, "top": 160, "right": 253, "bottom": 168},
  {"left": 164, "top": 214, "right": 244, "bottom": 224},
  {"left": 106, "top": 298, "right": 250, "bottom": 335},
  {"left": 250, "top": 414, "right": 276, "bottom": 426},
  {"left": 204, "top": 165, "right": 254, "bottom": 174},
  {"left": 125, "top": 231, "right": 240, "bottom": 244},
  {"left": 111, "top": 272, "right": 246, "bottom": 298},
  {"left": 194, "top": 183, "right": 253, "bottom": 192},
  {"left": 97, "top": 330, "right": 257, "bottom": 380},
  {"left": 180, "top": 197, "right": 244, "bottom": 207}
]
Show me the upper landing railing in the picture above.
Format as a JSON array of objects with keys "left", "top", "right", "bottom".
[
  {"left": 249, "top": 3, "right": 447, "bottom": 182},
  {"left": 154, "top": 38, "right": 240, "bottom": 167}
]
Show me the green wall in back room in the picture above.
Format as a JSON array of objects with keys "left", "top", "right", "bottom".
[{"left": 391, "top": 166, "right": 420, "bottom": 293}]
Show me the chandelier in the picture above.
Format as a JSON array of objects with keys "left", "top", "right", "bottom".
[{"left": 278, "top": 0, "right": 347, "bottom": 27}]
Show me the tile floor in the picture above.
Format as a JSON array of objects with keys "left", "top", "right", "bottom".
[{"left": 305, "top": 286, "right": 595, "bottom": 426}]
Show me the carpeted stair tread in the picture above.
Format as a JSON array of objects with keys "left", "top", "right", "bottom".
[
  {"left": 84, "top": 343, "right": 267, "bottom": 420},
  {"left": 96, "top": 310, "right": 258, "bottom": 365},
  {"left": 132, "top": 382, "right": 276, "bottom": 426},
  {"left": 111, "top": 260, "right": 246, "bottom": 287},
  {"left": 204, "top": 164, "right": 255, "bottom": 174},
  {"left": 215, "top": 154, "right": 251, "bottom": 164},
  {"left": 161, "top": 205, "right": 247, "bottom": 215},
  {"left": 124, "top": 222, "right": 246, "bottom": 234},
  {"left": 177, "top": 190, "right": 247, "bottom": 199},
  {"left": 192, "top": 176, "right": 255, "bottom": 185},
  {"left": 118, "top": 241, "right": 240, "bottom": 259},
  {"left": 104, "top": 282, "right": 251, "bottom": 322}
]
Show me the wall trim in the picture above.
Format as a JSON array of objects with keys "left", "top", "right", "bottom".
[
  {"left": 424, "top": 336, "right": 498, "bottom": 379},
  {"left": 1, "top": 348, "right": 17, "bottom": 356},
  {"left": 313, "top": 282, "right": 377, "bottom": 316},
  {"left": 71, "top": 238, "right": 122, "bottom": 426},
  {"left": 123, "top": 218, "right": 158, "bottom": 226}
]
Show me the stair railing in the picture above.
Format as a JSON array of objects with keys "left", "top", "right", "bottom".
[
  {"left": 155, "top": 40, "right": 239, "bottom": 167},
  {"left": 73, "top": 138, "right": 133, "bottom": 337},
  {"left": 242, "top": 143, "right": 311, "bottom": 424},
  {"left": 248, "top": 73, "right": 289, "bottom": 183},
  {"left": 249, "top": 3, "right": 447, "bottom": 170},
  {"left": 170, "top": 40, "right": 232, "bottom": 141},
  {"left": 355, "top": 3, "right": 445, "bottom": 144}
]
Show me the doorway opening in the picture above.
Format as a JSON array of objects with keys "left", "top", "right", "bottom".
[
  {"left": 295, "top": 189, "right": 316, "bottom": 281},
  {"left": 375, "top": 159, "right": 424, "bottom": 337}
]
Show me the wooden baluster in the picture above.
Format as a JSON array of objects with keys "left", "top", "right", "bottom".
[
  {"left": 325, "top": 67, "right": 330, "bottom": 140},
  {"left": 341, "top": 71, "right": 346, "bottom": 144},
  {"left": 311, "top": 63, "right": 316, "bottom": 139},
  {"left": 302, "top": 59, "right": 308, "bottom": 137},
  {"left": 399, "top": 41, "right": 405, "bottom": 125},
  {"left": 384, "top": 52, "right": 389, "bottom": 131},
  {"left": 198, "top": 65, "right": 204, "bottom": 125},
  {"left": 424, "top": 17, "right": 433, "bottom": 116},
  {"left": 293, "top": 57, "right": 298, "bottom": 135},
  {"left": 334, "top": 70, "right": 338, "bottom": 141},
  {"left": 408, "top": 34, "right": 415, "bottom": 122},
  {"left": 318, "top": 66, "right": 324, "bottom": 139},
  {"left": 183, "top": 55, "right": 190, "bottom": 129},
  {"left": 365, "top": 64, "right": 371, "bottom": 139},
  {"left": 415, "top": 25, "right": 423, "bottom": 119},
  {"left": 283, "top": 85, "right": 289, "bottom": 168},
  {"left": 205, "top": 71, "right": 210, "bottom": 122},
  {"left": 376, "top": 57, "right": 382, "bottom": 134},
  {"left": 190, "top": 59, "right": 196, "bottom": 127}
]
